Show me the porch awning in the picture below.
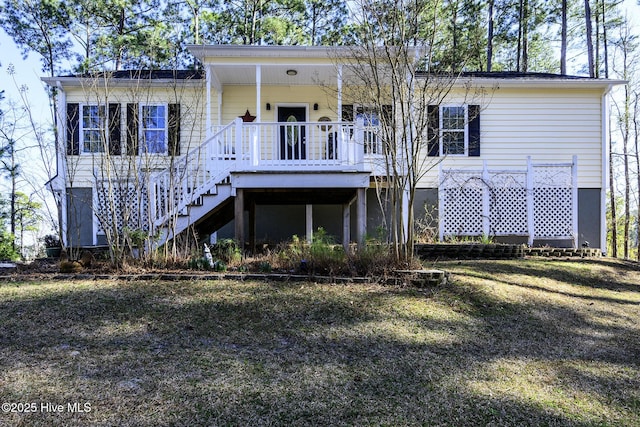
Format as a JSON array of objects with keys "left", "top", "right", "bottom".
[{"left": 186, "top": 45, "right": 353, "bottom": 88}]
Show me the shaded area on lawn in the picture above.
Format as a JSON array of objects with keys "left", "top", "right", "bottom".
[{"left": 0, "top": 258, "right": 639, "bottom": 426}]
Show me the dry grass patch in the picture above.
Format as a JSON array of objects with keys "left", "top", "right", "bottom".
[{"left": 0, "top": 258, "right": 638, "bottom": 426}]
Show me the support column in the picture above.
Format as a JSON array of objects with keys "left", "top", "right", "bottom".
[
  {"left": 356, "top": 188, "right": 367, "bottom": 246},
  {"left": 234, "top": 189, "right": 244, "bottom": 251},
  {"left": 249, "top": 199, "right": 256, "bottom": 254},
  {"left": 306, "top": 204, "right": 313, "bottom": 243},
  {"left": 337, "top": 64, "right": 343, "bottom": 121},
  {"left": 342, "top": 203, "right": 351, "bottom": 252},
  {"left": 206, "top": 64, "right": 211, "bottom": 137},
  {"left": 256, "top": 65, "right": 261, "bottom": 122}
]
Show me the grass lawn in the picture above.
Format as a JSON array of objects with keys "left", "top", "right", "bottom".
[{"left": 0, "top": 258, "right": 639, "bottom": 426}]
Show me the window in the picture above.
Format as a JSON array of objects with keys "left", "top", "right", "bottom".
[
  {"left": 427, "top": 104, "right": 480, "bottom": 157},
  {"left": 67, "top": 103, "right": 121, "bottom": 155},
  {"left": 441, "top": 106, "right": 466, "bottom": 155},
  {"left": 81, "top": 105, "right": 106, "bottom": 153},
  {"left": 140, "top": 105, "right": 167, "bottom": 154}
]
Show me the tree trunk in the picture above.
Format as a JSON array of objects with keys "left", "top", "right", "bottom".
[
  {"left": 623, "top": 84, "right": 630, "bottom": 259},
  {"left": 10, "top": 157, "right": 16, "bottom": 251},
  {"left": 561, "top": 0, "right": 567, "bottom": 74},
  {"left": 585, "top": 0, "right": 595, "bottom": 77},
  {"left": 595, "top": 0, "right": 600, "bottom": 77},
  {"left": 602, "top": 0, "right": 609, "bottom": 78},
  {"left": 517, "top": 0, "right": 524, "bottom": 71},
  {"left": 451, "top": 0, "right": 459, "bottom": 68},
  {"left": 609, "top": 124, "right": 617, "bottom": 257},
  {"left": 487, "top": 0, "right": 494, "bottom": 72},
  {"left": 522, "top": 0, "right": 528, "bottom": 72},
  {"left": 634, "top": 93, "right": 640, "bottom": 260}
]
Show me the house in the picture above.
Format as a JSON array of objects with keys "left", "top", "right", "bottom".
[{"left": 43, "top": 45, "right": 625, "bottom": 254}]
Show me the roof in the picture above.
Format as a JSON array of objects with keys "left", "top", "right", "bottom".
[
  {"left": 416, "top": 71, "right": 626, "bottom": 90},
  {"left": 42, "top": 69, "right": 205, "bottom": 87},
  {"left": 42, "top": 46, "right": 626, "bottom": 91},
  {"left": 59, "top": 69, "right": 204, "bottom": 80},
  {"left": 459, "top": 71, "right": 595, "bottom": 80}
]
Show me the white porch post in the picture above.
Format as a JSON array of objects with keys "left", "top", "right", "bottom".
[
  {"left": 256, "top": 65, "right": 261, "bottom": 122},
  {"left": 354, "top": 117, "right": 364, "bottom": 168},
  {"left": 217, "top": 92, "right": 222, "bottom": 126},
  {"left": 206, "top": 64, "right": 212, "bottom": 137},
  {"left": 306, "top": 204, "right": 313, "bottom": 243},
  {"left": 254, "top": 65, "right": 261, "bottom": 167},
  {"left": 235, "top": 117, "right": 243, "bottom": 165},
  {"left": 526, "top": 156, "right": 535, "bottom": 246},
  {"left": 337, "top": 64, "right": 343, "bottom": 121}
]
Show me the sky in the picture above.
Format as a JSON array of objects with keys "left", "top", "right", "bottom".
[{"left": 2, "top": 1, "right": 639, "bottom": 114}]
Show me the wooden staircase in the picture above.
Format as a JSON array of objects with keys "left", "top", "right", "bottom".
[
  {"left": 155, "top": 183, "right": 234, "bottom": 246},
  {"left": 150, "top": 121, "right": 240, "bottom": 247}
]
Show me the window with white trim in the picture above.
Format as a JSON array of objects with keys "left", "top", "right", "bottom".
[
  {"left": 427, "top": 104, "right": 480, "bottom": 158},
  {"left": 441, "top": 105, "right": 467, "bottom": 155},
  {"left": 81, "top": 105, "right": 106, "bottom": 153},
  {"left": 140, "top": 104, "right": 167, "bottom": 154}
]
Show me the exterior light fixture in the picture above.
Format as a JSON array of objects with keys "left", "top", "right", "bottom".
[{"left": 286, "top": 69, "right": 297, "bottom": 76}]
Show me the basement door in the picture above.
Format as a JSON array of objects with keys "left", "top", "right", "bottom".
[{"left": 278, "top": 106, "right": 306, "bottom": 160}]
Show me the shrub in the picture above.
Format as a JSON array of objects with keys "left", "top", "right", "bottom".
[
  {"left": 348, "top": 242, "right": 391, "bottom": 276},
  {"left": 268, "top": 229, "right": 347, "bottom": 275},
  {"left": 0, "top": 231, "right": 19, "bottom": 261},
  {"left": 209, "top": 239, "right": 242, "bottom": 265},
  {"left": 43, "top": 234, "right": 61, "bottom": 248}
]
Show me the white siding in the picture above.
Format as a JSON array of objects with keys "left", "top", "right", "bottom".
[
  {"left": 63, "top": 84, "right": 206, "bottom": 186},
  {"left": 418, "top": 87, "right": 604, "bottom": 189}
]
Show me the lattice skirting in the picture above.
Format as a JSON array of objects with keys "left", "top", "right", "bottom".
[
  {"left": 95, "top": 182, "right": 150, "bottom": 234},
  {"left": 439, "top": 157, "right": 578, "bottom": 246}
]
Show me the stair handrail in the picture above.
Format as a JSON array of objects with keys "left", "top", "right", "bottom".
[{"left": 149, "top": 119, "right": 239, "bottom": 227}]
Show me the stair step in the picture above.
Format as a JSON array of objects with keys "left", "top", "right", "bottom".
[{"left": 156, "top": 182, "right": 233, "bottom": 247}]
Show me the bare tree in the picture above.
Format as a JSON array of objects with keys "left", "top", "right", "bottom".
[
  {"left": 585, "top": 0, "right": 595, "bottom": 77},
  {"left": 0, "top": 69, "right": 60, "bottom": 258},
  {"left": 633, "top": 89, "right": 640, "bottom": 260},
  {"left": 340, "top": 0, "right": 487, "bottom": 261},
  {"left": 610, "top": 18, "right": 638, "bottom": 259},
  {"left": 57, "top": 70, "right": 207, "bottom": 266}
]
